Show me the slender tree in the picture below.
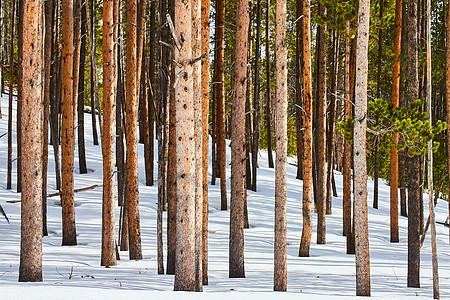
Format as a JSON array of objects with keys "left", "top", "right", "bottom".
[
  {"left": 274, "top": 0, "right": 287, "bottom": 290},
  {"left": 101, "top": 0, "right": 117, "bottom": 267},
  {"left": 447, "top": 0, "right": 450, "bottom": 246},
  {"left": 214, "top": 0, "right": 227, "bottom": 210},
  {"left": 407, "top": 0, "right": 420, "bottom": 288},
  {"left": 390, "top": 0, "right": 402, "bottom": 243},
  {"left": 16, "top": 0, "right": 23, "bottom": 194},
  {"left": 426, "top": 0, "right": 439, "bottom": 296},
  {"left": 173, "top": 0, "right": 196, "bottom": 289},
  {"left": 229, "top": 0, "right": 249, "bottom": 279},
  {"left": 316, "top": 3, "right": 327, "bottom": 245},
  {"left": 295, "top": 0, "right": 303, "bottom": 180},
  {"left": 265, "top": 0, "right": 274, "bottom": 169},
  {"left": 354, "top": 0, "right": 371, "bottom": 294},
  {"left": 77, "top": 1, "right": 87, "bottom": 175},
  {"left": 299, "top": 0, "right": 313, "bottom": 257},
  {"left": 125, "top": 0, "right": 142, "bottom": 260},
  {"left": 201, "top": 0, "right": 210, "bottom": 284},
  {"left": 19, "top": 0, "right": 43, "bottom": 282},
  {"left": 61, "top": 0, "right": 77, "bottom": 246},
  {"left": 6, "top": 0, "right": 15, "bottom": 191}
]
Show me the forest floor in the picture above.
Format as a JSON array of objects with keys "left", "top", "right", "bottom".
[{"left": 0, "top": 94, "right": 449, "bottom": 299}]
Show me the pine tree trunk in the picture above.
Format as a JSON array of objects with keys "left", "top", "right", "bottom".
[
  {"left": 325, "top": 31, "right": 339, "bottom": 215},
  {"left": 407, "top": 0, "right": 420, "bottom": 287},
  {"left": 299, "top": 0, "right": 313, "bottom": 258},
  {"left": 16, "top": 0, "right": 23, "bottom": 194},
  {"left": 399, "top": 0, "right": 407, "bottom": 218},
  {"left": 214, "top": 0, "right": 227, "bottom": 210},
  {"left": 77, "top": 1, "right": 87, "bottom": 174},
  {"left": 425, "top": 0, "right": 439, "bottom": 296},
  {"left": 265, "top": 0, "right": 273, "bottom": 169},
  {"left": 19, "top": 0, "right": 43, "bottom": 282},
  {"left": 42, "top": 0, "right": 54, "bottom": 237},
  {"left": 72, "top": 0, "right": 81, "bottom": 148},
  {"left": 274, "top": 0, "right": 287, "bottom": 290},
  {"left": 125, "top": 0, "right": 142, "bottom": 260},
  {"left": 61, "top": 0, "right": 77, "bottom": 246},
  {"left": 390, "top": 0, "right": 402, "bottom": 243},
  {"left": 229, "top": 0, "right": 248, "bottom": 279},
  {"left": 252, "top": 0, "right": 261, "bottom": 192},
  {"left": 295, "top": 0, "right": 303, "bottom": 181},
  {"left": 200, "top": 0, "right": 210, "bottom": 285},
  {"left": 6, "top": 0, "right": 15, "bottom": 191},
  {"left": 101, "top": 0, "right": 117, "bottom": 267},
  {"left": 147, "top": 0, "right": 155, "bottom": 187},
  {"left": 342, "top": 21, "right": 352, "bottom": 238},
  {"left": 354, "top": 0, "right": 371, "bottom": 294},
  {"left": 173, "top": 0, "right": 196, "bottom": 289},
  {"left": 316, "top": 3, "right": 327, "bottom": 245},
  {"left": 447, "top": 0, "right": 450, "bottom": 246}
]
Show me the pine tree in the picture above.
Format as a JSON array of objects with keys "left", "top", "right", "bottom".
[{"left": 19, "top": 0, "right": 43, "bottom": 282}]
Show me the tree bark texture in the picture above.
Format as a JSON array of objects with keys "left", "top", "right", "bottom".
[
  {"left": 274, "top": 0, "right": 287, "bottom": 290},
  {"left": 19, "top": 0, "right": 43, "bottom": 282},
  {"left": 101, "top": 0, "right": 117, "bottom": 267},
  {"left": 299, "top": 0, "right": 313, "bottom": 257},
  {"left": 229, "top": 0, "right": 249, "bottom": 279},
  {"left": 316, "top": 3, "right": 327, "bottom": 245},
  {"left": 354, "top": 0, "right": 371, "bottom": 294},
  {"left": 61, "top": 0, "right": 77, "bottom": 246},
  {"left": 173, "top": 0, "right": 196, "bottom": 290},
  {"left": 407, "top": 0, "right": 420, "bottom": 288},
  {"left": 390, "top": 0, "right": 402, "bottom": 243},
  {"left": 125, "top": 0, "right": 142, "bottom": 260}
]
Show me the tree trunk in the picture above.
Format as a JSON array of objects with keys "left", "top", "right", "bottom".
[
  {"left": 6, "top": 0, "right": 15, "bottom": 191},
  {"left": 265, "top": 0, "right": 273, "bottom": 168},
  {"left": 252, "top": 0, "right": 261, "bottom": 192},
  {"left": 19, "top": 0, "right": 43, "bottom": 282},
  {"left": 316, "top": 3, "right": 327, "bottom": 245},
  {"left": 354, "top": 0, "right": 371, "bottom": 294},
  {"left": 124, "top": 0, "right": 142, "bottom": 261},
  {"left": 390, "top": 0, "right": 402, "bottom": 243},
  {"left": 201, "top": 0, "right": 210, "bottom": 285},
  {"left": 16, "top": 0, "right": 23, "bottom": 194},
  {"left": 173, "top": 0, "right": 196, "bottom": 289},
  {"left": 447, "top": 0, "right": 450, "bottom": 246},
  {"left": 274, "top": 0, "right": 287, "bottom": 290},
  {"left": 295, "top": 0, "right": 303, "bottom": 181},
  {"left": 229, "top": 0, "right": 249, "bottom": 279},
  {"left": 77, "top": 1, "right": 87, "bottom": 174},
  {"left": 147, "top": 0, "right": 155, "bottom": 187},
  {"left": 425, "top": 0, "right": 439, "bottom": 296},
  {"left": 342, "top": 22, "right": 352, "bottom": 238},
  {"left": 299, "top": 0, "right": 313, "bottom": 258},
  {"left": 325, "top": 30, "right": 339, "bottom": 215},
  {"left": 407, "top": 0, "right": 420, "bottom": 287},
  {"left": 101, "top": 0, "right": 117, "bottom": 267},
  {"left": 399, "top": 0, "right": 407, "bottom": 218},
  {"left": 42, "top": 0, "right": 54, "bottom": 237},
  {"left": 214, "top": 0, "right": 227, "bottom": 210},
  {"left": 61, "top": 0, "right": 77, "bottom": 246},
  {"left": 72, "top": 0, "right": 81, "bottom": 149}
]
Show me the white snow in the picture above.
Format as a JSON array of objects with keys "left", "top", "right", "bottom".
[{"left": 0, "top": 94, "right": 449, "bottom": 299}]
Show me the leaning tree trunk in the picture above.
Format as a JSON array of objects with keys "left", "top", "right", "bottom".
[
  {"left": 229, "top": 0, "right": 249, "bottom": 279},
  {"left": 354, "top": 0, "right": 371, "bottom": 294},
  {"left": 61, "top": 0, "right": 77, "bottom": 246},
  {"left": 19, "top": 0, "right": 43, "bottom": 282}
]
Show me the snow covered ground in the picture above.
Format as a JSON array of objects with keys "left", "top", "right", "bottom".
[{"left": 0, "top": 94, "right": 449, "bottom": 299}]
